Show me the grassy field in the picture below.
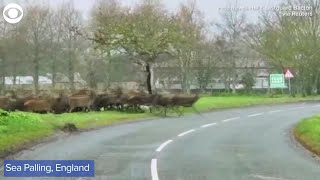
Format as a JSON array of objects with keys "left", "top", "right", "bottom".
[
  {"left": 294, "top": 115, "right": 320, "bottom": 156},
  {"left": 1, "top": 95, "right": 320, "bottom": 157}
]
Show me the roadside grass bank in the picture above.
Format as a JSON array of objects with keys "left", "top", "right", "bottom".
[
  {"left": 294, "top": 115, "right": 320, "bottom": 156},
  {"left": 188, "top": 95, "right": 320, "bottom": 113},
  {"left": 1, "top": 95, "right": 320, "bottom": 158},
  {"left": 0, "top": 110, "right": 53, "bottom": 158},
  {"left": 0, "top": 110, "right": 149, "bottom": 158}
]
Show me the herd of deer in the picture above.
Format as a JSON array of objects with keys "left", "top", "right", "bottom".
[{"left": 0, "top": 89, "right": 200, "bottom": 116}]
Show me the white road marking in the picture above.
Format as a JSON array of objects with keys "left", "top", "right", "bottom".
[
  {"left": 268, "top": 110, "right": 284, "bottom": 113},
  {"left": 313, "top": 104, "right": 320, "bottom": 107},
  {"left": 250, "top": 174, "right": 287, "bottom": 180},
  {"left": 222, "top": 117, "right": 240, "bottom": 122},
  {"left": 178, "top": 129, "right": 195, "bottom": 137},
  {"left": 201, "top": 122, "right": 217, "bottom": 128},
  {"left": 151, "top": 159, "right": 159, "bottom": 180},
  {"left": 248, "top": 113, "right": 264, "bottom": 117},
  {"left": 156, "top": 140, "right": 173, "bottom": 152},
  {"left": 289, "top": 107, "right": 305, "bottom": 110}
]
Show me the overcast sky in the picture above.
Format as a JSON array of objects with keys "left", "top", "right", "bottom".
[{"left": 3, "top": 0, "right": 284, "bottom": 22}]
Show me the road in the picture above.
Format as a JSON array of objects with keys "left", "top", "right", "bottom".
[{"left": 1, "top": 102, "right": 320, "bottom": 180}]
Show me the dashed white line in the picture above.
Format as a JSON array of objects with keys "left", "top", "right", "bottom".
[
  {"left": 222, "top": 117, "right": 240, "bottom": 122},
  {"left": 248, "top": 113, "right": 264, "bottom": 117},
  {"left": 268, "top": 110, "right": 284, "bottom": 113},
  {"left": 250, "top": 174, "right": 287, "bottom": 180},
  {"left": 150, "top": 105, "right": 317, "bottom": 179},
  {"left": 201, "top": 122, "right": 218, "bottom": 128},
  {"left": 156, "top": 140, "right": 173, "bottom": 152},
  {"left": 289, "top": 107, "right": 305, "bottom": 110},
  {"left": 151, "top": 159, "right": 159, "bottom": 180},
  {"left": 178, "top": 129, "right": 195, "bottom": 137}
]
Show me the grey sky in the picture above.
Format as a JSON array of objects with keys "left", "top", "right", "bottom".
[{"left": 3, "top": 0, "right": 283, "bottom": 22}]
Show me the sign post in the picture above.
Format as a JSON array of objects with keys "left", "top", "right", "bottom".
[
  {"left": 284, "top": 69, "right": 294, "bottom": 94},
  {"left": 270, "top": 74, "right": 286, "bottom": 89}
]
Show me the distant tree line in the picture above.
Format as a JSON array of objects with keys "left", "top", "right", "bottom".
[{"left": 0, "top": 0, "right": 319, "bottom": 96}]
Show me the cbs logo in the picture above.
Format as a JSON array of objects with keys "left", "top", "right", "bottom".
[{"left": 2, "top": 3, "right": 23, "bottom": 24}]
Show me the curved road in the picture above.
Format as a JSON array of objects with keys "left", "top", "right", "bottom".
[{"left": 1, "top": 102, "right": 320, "bottom": 180}]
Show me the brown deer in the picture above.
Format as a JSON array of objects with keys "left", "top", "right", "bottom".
[
  {"left": 171, "top": 94, "right": 200, "bottom": 107},
  {"left": 7, "top": 95, "right": 38, "bottom": 112},
  {"left": 52, "top": 93, "right": 70, "bottom": 114},
  {"left": 170, "top": 94, "right": 200, "bottom": 116},
  {"left": 23, "top": 96, "right": 55, "bottom": 113},
  {"left": 68, "top": 90, "right": 96, "bottom": 112},
  {"left": 151, "top": 94, "right": 175, "bottom": 116},
  {"left": 0, "top": 96, "right": 9, "bottom": 110}
]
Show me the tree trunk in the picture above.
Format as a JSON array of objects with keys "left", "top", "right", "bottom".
[
  {"left": 89, "top": 72, "right": 97, "bottom": 89},
  {"left": 68, "top": 52, "right": 75, "bottom": 92},
  {"left": 150, "top": 64, "right": 155, "bottom": 93},
  {"left": 231, "top": 83, "right": 236, "bottom": 94},
  {"left": 145, "top": 63, "right": 152, "bottom": 94},
  {"left": 0, "top": 59, "right": 5, "bottom": 95},
  {"left": 180, "top": 70, "right": 192, "bottom": 94},
  {"left": 315, "top": 73, "right": 320, "bottom": 95},
  {"left": 231, "top": 73, "right": 237, "bottom": 94},
  {"left": 88, "top": 62, "right": 97, "bottom": 90},
  {"left": 13, "top": 62, "right": 17, "bottom": 85},
  {"left": 33, "top": 48, "right": 40, "bottom": 95},
  {"left": 33, "top": 58, "right": 39, "bottom": 95},
  {"left": 13, "top": 76, "right": 16, "bottom": 85},
  {"left": 51, "top": 58, "right": 56, "bottom": 88},
  {"left": 267, "top": 71, "right": 271, "bottom": 95}
]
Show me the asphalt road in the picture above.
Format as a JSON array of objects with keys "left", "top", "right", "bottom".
[{"left": 1, "top": 102, "right": 320, "bottom": 180}]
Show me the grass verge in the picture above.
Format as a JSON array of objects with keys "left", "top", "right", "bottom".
[
  {"left": 189, "top": 95, "right": 320, "bottom": 112},
  {"left": 0, "top": 110, "right": 53, "bottom": 157},
  {"left": 294, "top": 115, "right": 320, "bottom": 156},
  {"left": 1, "top": 95, "right": 320, "bottom": 158}
]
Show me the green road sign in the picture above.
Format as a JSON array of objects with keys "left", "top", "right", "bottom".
[{"left": 270, "top": 74, "right": 287, "bottom": 88}]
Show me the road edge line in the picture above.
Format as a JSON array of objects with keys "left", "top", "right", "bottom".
[
  {"left": 201, "top": 122, "right": 217, "bottom": 128},
  {"left": 151, "top": 159, "right": 159, "bottom": 180},
  {"left": 178, "top": 129, "right": 195, "bottom": 137},
  {"left": 222, "top": 117, "right": 240, "bottom": 122},
  {"left": 248, "top": 113, "right": 264, "bottom": 117},
  {"left": 156, "top": 140, "right": 173, "bottom": 152}
]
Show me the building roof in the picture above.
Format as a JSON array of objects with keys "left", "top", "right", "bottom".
[
  {"left": 52, "top": 73, "right": 87, "bottom": 85},
  {"left": 5, "top": 76, "right": 52, "bottom": 85},
  {"left": 4, "top": 73, "right": 87, "bottom": 85}
]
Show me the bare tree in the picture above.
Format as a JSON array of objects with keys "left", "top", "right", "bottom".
[
  {"left": 0, "top": 15, "right": 8, "bottom": 94},
  {"left": 215, "top": 1, "right": 248, "bottom": 93},
  {"left": 194, "top": 39, "right": 218, "bottom": 93},
  {"left": 46, "top": 8, "right": 65, "bottom": 89},
  {"left": 59, "top": 2, "right": 83, "bottom": 92},
  {"left": 24, "top": 5, "right": 50, "bottom": 94},
  {"left": 175, "top": 0, "right": 206, "bottom": 94},
  {"left": 91, "top": 0, "right": 184, "bottom": 94}
]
